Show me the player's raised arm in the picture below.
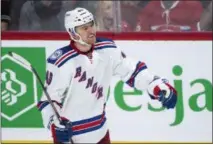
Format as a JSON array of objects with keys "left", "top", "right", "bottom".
[{"left": 111, "top": 43, "right": 177, "bottom": 109}]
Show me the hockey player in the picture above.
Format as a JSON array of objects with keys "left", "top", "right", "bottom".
[{"left": 37, "top": 7, "right": 177, "bottom": 143}]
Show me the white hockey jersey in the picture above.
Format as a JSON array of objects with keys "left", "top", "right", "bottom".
[{"left": 37, "top": 37, "right": 155, "bottom": 143}]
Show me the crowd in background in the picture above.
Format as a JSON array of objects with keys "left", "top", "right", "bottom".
[{"left": 1, "top": 0, "right": 212, "bottom": 32}]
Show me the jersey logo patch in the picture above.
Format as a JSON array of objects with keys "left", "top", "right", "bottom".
[{"left": 50, "top": 50, "right": 63, "bottom": 60}]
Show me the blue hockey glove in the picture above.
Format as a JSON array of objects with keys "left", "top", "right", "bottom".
[
  {"left": 49, "top": 115, "right": 73, "bottom": 143},
  {"left": 147, "top": 77, "right": 177, "bottom": 109}
]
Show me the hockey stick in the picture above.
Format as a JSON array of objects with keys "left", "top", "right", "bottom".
[
  {"left": 8, "top": 52, "right": 74, "bottom": 143},
  {"left": 8, "top": 51, "right": 62, "bottom": 122}
]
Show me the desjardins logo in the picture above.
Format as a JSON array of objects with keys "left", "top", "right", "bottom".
[{"left": 107, "top": 65, "right": 212, "bottom": 126}]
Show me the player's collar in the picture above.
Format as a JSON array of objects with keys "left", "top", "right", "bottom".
[{"left": 70, "top": 40, "right": 94, "bottom": 55}]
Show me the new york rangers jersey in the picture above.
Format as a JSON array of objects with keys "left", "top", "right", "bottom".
[{"left": 37, "top": 37, "right": 155, "bottom": 143}]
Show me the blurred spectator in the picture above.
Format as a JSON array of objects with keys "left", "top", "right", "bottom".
[
  {"left": 199, "top": 0, "right": 212, "bottom": 8},
  {"left": 19, "top": 0, "right": 75, "bottom": 31},
  {"left": 121, "top": 1, "right": 146, "bottom": 31},
  {"left": 95, "top": 1, "right": 115, "bottom": 31},
  {"left": 136, "top": 0, "right": 203, "bottom": 32},
  {"left": 199, "top": 0, "right": 212, "bottom": 31},
  {"left": 96, "top": 1, "right": 139, "bottom": 32},
  {"left": 9, "top": 0, "right": 28, "bottom": 30},
  {"left": 1, "top": 0, "right": 11, "bottom": 31},
  {"left": 74, "top": 1, "right": 98, "bottom": 17}
]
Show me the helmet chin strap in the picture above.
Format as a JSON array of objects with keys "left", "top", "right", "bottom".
[{"left": 70, "top": 33, "right": 91, "bottom": 47}]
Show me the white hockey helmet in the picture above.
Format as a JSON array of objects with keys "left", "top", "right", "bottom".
[{"left": 64, "top": 7, "right": 95, "bottom": 46}]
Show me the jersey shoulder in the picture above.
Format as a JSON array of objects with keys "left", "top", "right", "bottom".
[
  {"left": 94, "top": 37, "right": 117, "bottom": 51},
  {"left": 47, "top": 45, "right": 79, "bottom": 68}
]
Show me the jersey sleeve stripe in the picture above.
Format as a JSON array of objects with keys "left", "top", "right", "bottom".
[
  {"left": 37, "top": 101, "right": 49, "bottom": 111},
  {"left": 95, "top": 41, "right": 114, "bottom": 46},
  {"left": 95, "top": 43, "right": 116, "bottom": 48},
  {"left": 126, "top": 61, "right": 148, "bottom": 87},
  {"left": 37, "top": 100, "right": 62, "bottom": 111},
  {"left": 94, "top": 41, "right": 117, "bottom": 50},
  {"left": 55, "top": 50, "right": 76, "bottom": 65},
  {"left": 95, "top": 45, "right": 117, "bottom": 50},
  {"left": 57, "top": 53, "right": 79, "bottom": 67}
]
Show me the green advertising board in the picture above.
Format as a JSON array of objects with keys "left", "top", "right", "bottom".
[
  {"left": 1, "top": 47, "right": 46, "bottom": 127},
  {"left": 1, "top": 47, "right": 212, "bottom": 129}
]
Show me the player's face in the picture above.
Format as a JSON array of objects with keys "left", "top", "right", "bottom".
[{"left": 76, "top": 21, "right": 96, "bottom": 45}]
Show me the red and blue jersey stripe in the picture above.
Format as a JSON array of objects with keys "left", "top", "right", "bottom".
[
  {"left": 95, "top": 38, "right": 117, "bottom": 50},
  {"left": 71, "top": 112, "right": 106, "bottom": 136},
  {"left": 126, "top": 61, "right": 147, "bottom": 87},
  {"left": 54, "top": 50, "right": 78, "bottom": 67},
  {"left": 37, "top": 100, "right": 62, "bottom": 111},
  {"left": 47, "top": 45, "right": 79, "bottom": 68},
  {"left": 47, "top": 38, "right": 116, "bottom": 68}
]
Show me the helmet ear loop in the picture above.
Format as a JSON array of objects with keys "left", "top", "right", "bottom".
[
  {"left": 68, "top": 28, "right": 89, "bottom": 46},
  {"left": 68, "top": 28, "right": 80, "bottom": 41}
]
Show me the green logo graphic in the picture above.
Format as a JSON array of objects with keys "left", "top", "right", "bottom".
[
  {"left": 1, "top": 47, "right": 46, "bottom": 127},
  {"left": 1, "top": 54, "right": 37, "bottom": 121},
  {"left": 110, "top": 65, "right": 212, "bottom": 126},
  {"left": 2, "top": 69, "right": 27, "bottom": 106}
]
